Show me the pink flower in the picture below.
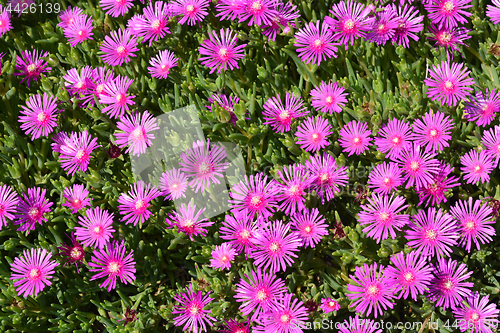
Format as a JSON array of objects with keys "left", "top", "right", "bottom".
[
  {"left": 159, "top": 168, "right": 189, "bottom": 200},
  {"left": 325, "top": 0, "right": 369, "bottom": 47},
  {"left": 19, "top": 93, "right": 58, "bottom": 140},
  {"left": 85, "top": 67, "right": 115, "bottom": 105},
  {"left": 416, "top": 161, "right": 459, "bottom": 207},
  {"left": 99, "top": 75, "right": 136, "bottom": 119},
  {"left": 374, "top": 118, "right": 413, "bottom": 160},
  {"left": 220, "top": 213, "right": 260, "bottom": 257},
  {"left": 166, "top": 202, "right": 213, "bottom": 239},
  {"left": 199, "top": 28, "right": 247, "bottom": 74},
  {"left": 117, "top": 181, "right": 161, "bottom": 226},
  {"left": 305, "top": 153, "right": 349, "bottom": 203},
  {"left": 14, "top": 49, "right": 51, "bottom": 87},
  {"left": 395, "top": 144, "right": 440, "bottom": 189},
  {"left": 173, "top": 284, "right": 216, "bottom": 332},
  {"left": 51, "top": 132, "right": 71, "bottom": 153},
  {"left": 100, "top": 29, "right": 139, "bottom": 66},
  {"left": 75, "top": 207, "right": 115, "bottom": 250},
  {"left": 481, "top": 125, "right": 500, "bottom": 167},
  {"left": 310, "top": 81, "right": 348, "bottom": 114},
  {"left": 99, "top": 0, "right": 134, "bottom": 17},
  {"left": 320, "top": 298, "right": 340, "bottom": 313},
  {"left": 215, "top": 0, "right": 244, "bottom": 21},
  {"left": 263, "top": 92, "right": 308, "bottom": 133},
  {"left": 464, "top": 89, "right": 500, "bottom": 127},
  {"left": 148, "top": 50, "right": 179, "bottom": 79},
  {"left": 0, "top": 185, "right": 19, "bottom": 230},
  {"left": 428, "top": 25, "right": 471, "bottom": 51},
  {"left": 0, "top": 4, "right": 13, "bottom": 36},
  {"left": 59, "top": 131, "right": 101, "bottom": 175},
  {"left": 339, "top": 120, "right": 372, "bottom": 156},
  {"left": 460, "top": 150, "right": 494, "bottom": 185},
  {"left": 453, "top": 294, "right": 500, "bottom": 333},
  {"left": 138, "top": 1, "right": 171, "bottom": 46},
  {"left": 368, "top": 162, "right": 403, "bottom": 195},
  {"left": 294, "top": 20, "right": 339, "bottom": 66},
  {"left": 64, "top": 14, "right": 94, "bottom": 47},
  {"left": 58, "top": 6, "right": 83, "bottom": 28},
  {"left": 115, "top": 111, "right": 159, "bottom": 156},
  {"left": 57, "top": 233, "right": 85, "bottom": 272},
  {"left": 261, "top": 1, "right": 299, "bottom": 41},
  {"left": 14, "top": 187, "right": 53, "bottom": 234},
  {"left": 291, "top": 208, "right": 329, "bottom": 248},
  {"left": 62, "top": 184, "right": 91, "bottom": 214},
  {"left": 425, "top": 0, "right": 472, "bottom": 29},
  {"left": 276, "top": 164, "right": 313, "bottom": 215},
  {"left": 171, "top": 0, "right": 209, "bottom": 26},
  {"left": 63, "top": 66, "right": 94, "bottom": 101},
  {"left": 391, "top": 4, "right": 424, "bottom": 48},
  {"left": 412, "top": 111, "right": 454, "bottom": 153},
  {"left": 237, "top": 0, "right": 278, "bottom": 26},
  {"left": 295, "top": 116, "right": 333, "bottom": 152},
  {"left": 366, "top": 7, "right": 398, "bottom": 45},
  {"left": 210, "top": 243, "right": 237, "bottom": 270}
]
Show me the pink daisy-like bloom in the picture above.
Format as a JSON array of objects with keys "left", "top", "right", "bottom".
[
  {"left": 99, "top": 75, "right": 136, "bottom": 119},
  {"left": 173, "top": 284, "right": 217, "bottom": 333},
  {"left": 179, "top": 139, "right": 230, "bottom": 193},
  {"left": 427, "top": 257, "right": 473, "bottom": 310},
  {"left": 294, "top": 20, "right": 339, "bottom": 66},
  {"left": 115, "top": 111, "right": 159, "bottom": 156},
  {"left": 64, "top": 14, "right": 94, "bottom": 47},
  {"left": 276, "top": 164, "right": 313, "bottom": 215},
  {"left": 346, "top": 262, "right": 394, "bottom": 318},
  {"left": 412, "top": 111, "right": 454, "bottom": 153},
  {"left": 366, "top": 7, "right": 398, "bottom": 45},
  {"left": 62, "top": 184, "right": 91, "bottom": 214},
  {"left": 75, "top": 207, "right": 115, "bottom": 250},
  {"left": 14, "top": 187, "right": 52, "bottom": 234},
  {"left": 51, "top": 132, "right": 71, "bottom": 153},
  {"left": 395, "top": 143, "right": 440, "bottom": 189},
  {"left": 338, "top": 315, "right": 382, "bottom": 333},
  {"left": 100, "top": 29, "right": 139, "bottom": 66},
  {"left": 234, "top": 268, "right": 287, "bottom": 321},
  {"left": 127, "top": 14, "right": 146, "bottom": 35},
  {"left": 290, "top": 208, "right": 329, "bottom": 248},
  {"left": 137, "top": 1, "right": 171, "bottom": 46},
  {"left": 460, "top": 150, "right": 494, "bottom": 185},
  {"left": 207, "top": 93, "right": 242, "bottom": 125},
  {"left": 0, "top": 4, "right": 13, "bottom": 36},
  {"left": 305, "top": 153, "right": 349, "bottom": 203},
  {"left": 57, "top": 233, "right": 85, "bottom": 272},
  {"left": 295, "top": 116, "right": 333, "bottom": 153},
  {"left": 253, "top": 293, "right": 308, "bottom": 333},
  {"left": 325, "top": 0, "right": 369, "bottom": 47},
  {"left": 368, "top": 162, "right": 403, "bottom": 195},
  {"left": 117, "top": 181, "right": 161, "bottom": 226},
  {"left": 416, "top": 161, "right": 459, "bottom": 207},
  {"left": 99, "top": 0, "right": 134, "bottom": 17},
  {"left": 210, "top": 243, "right": 237, "bottom": 270},
  {"left": 338, "top": 120, "right": 372, "bottom": 156},
  {"left": 450, "top": 198, "right": 496, "bottom": 252},
  {"left": 215, "top": 0, "right": 244, "bottom": 21},
  {"left": 159, "top": 168, "right": 189, "bottom": 200},
  {"left": 263, "top": 92, "right": 308, "bottom": 133},
  {"left": 14, "top": 49, "right": 51, "bottom": 87},
  {"left": 166, "top": 202, "right": 213, "bottom": 239},
  {"left": 424, "top": 56, "right": 474, "bottom": 107},
  {"left": 405, "top": 207, "right": 459, "bottom": 256},
  {"left": 425, "top": 0, "right": 472, "bottom": 29},
  {"left": 84, "top": 67, "right": 115, "bottom": 106},
  {"left": 220, "top": 319, "right": 250, "bottom": 333},
  {"left": 10, "top": 248, "right": 58, "bottom": 298},
  {"left": 171, "top": 0, "right": 209, "bottom": 26},
  {"left": 63, "top": 66, "right": 94, "bottom": 100},
  {"left": 453, "top": 294, "right": 500, "bottom": 333},
  {"left": 310, "top": 81, "right": 348, "bottom": 114},
  {"left": 148, "top": 50, "right": 179, "bottom": 79},
  {"left": 59, "top": 131, "right": 101, "bottom": 175},
  {"left": 58, "top": 6, "right": 83, "bottom": 28},
  {"left": 321, "top": 298, "right": 340, "bottom": 313},
  {"left": 464, "top": 89, "right": 500, "bottom": 127},
  {"left": 251, "top": 220, "right": 301, "bottom": 273},
  {"left": 229, "top": 173, "right": 280, "bottom": 220},
  {"left": 19, "top": 93, "right": 58, "bottom": 140},
  {"left": 391, "top": 4, "right": 424, "bottom": 48},
  {"left": 385, "top": 251, "right": 433, "bottom": 301},
  {"left": 238, "top": 0, "right": 278, "bottom": 26},
  {"left": 374, "top": 118, "right": 413, "bottom": 160},
  {"left": 358, "top": 193, "right": 410, "bottom": 243},
  {"left": 0, "top": 185, "right": 19, "bottom": 230},
  {"left": 89, "top": 240, "right": 136, "bottom": 292},
  {"left": 428, "top": 24, "right": 471, "bottom": 51},
  {"left": 220, "top": 213, "right": 260, "bottom": 257},
  {"left": 261, "top": 1, "right": 300, "bottom": 41},
  {"left": 482, "top": 125, "right": 500, "bottom": 167},
  {"left": 487, "top": 0, "right": 500, "bottom": 24},
  {"left": 199, "top": 28, "right": 247, "bottom": 74}
]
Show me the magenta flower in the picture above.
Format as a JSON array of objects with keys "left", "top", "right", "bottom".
[
  {"left": 171, "top": 0, "right": 209, "bottom": 26},
  {"left": 405, "top": 207, "right": 459, "bottom": 256},
  {"left": 368, "top": 162, "right": 403, "bottom": 195},
  {"left": 63, "top": 66, "right": 94, "bottom": 100},
  {"left": 14, "top": 187, "right": 52, "bottom": 234},
  {"left": 238, "top": 0, "right": 278, "bottom": 26},
  {"left": 321, "top": 298, "right": 340, "bottom": 313},
  {"left": 138, "top": 1, "right": 171, "bottom": 46},
  {"left": 215, "top": 0, "right": 244, "bottom": 21},
  {"left": 453, "top": 294, "right": 500, "bottom": 333},
  {"left": 166, "top": 202, "right": 213, "bottom": 239},
  {"left": 75, "top": 207, "right": 115, "bottom": 250},
  {"left": 89, "top": 240, "right": 136, "bottom": 292},
  {"left": 99, "top": 0, "right": 134, "bottom": 17},
  {"left": 85, "top": 67, "right": 115, "bottom": 105},
  {"left": 428, "top": 25, "right": 471, "bottom": 51},
  {"left": 305, "top": 153, "right": 349, "bottom": 203},
  {"left": 325, "top": 0, "right": 369, "bottom": 47},
  {"left": 338, "top": 316, "right": 382, "bottom": 333},
  {"left": 424, "top": 56, "right": 474, "bottom": 107},
  {"left": 229, "top": 173, "right": 280, "bottom": 220},
  {"left": 115, "top": 111, "right": 159, "bottom": 156},
  {"left": 482, "top": 125, "right": 500, "bottom": 167},
  {"left": 460, "top": 150, "right": 494, "bottom": 185},
  {"left": 295, "top": 116, "right": 333, "bottom": 153},
  {"left": 0, "top": 4, "right": 13, "bottom": 36},
  {"left": 179, "top": 139, "right": 229, "bottom": 193},
  {"left": 425, "top": 0, "right": 472, "bottom": 29},
  {"left": 64, "top": 14, "right": 94, "bottom": 47},
  {"left": 263, "top": 92, "right": 308, "bottom": 133},
  {"left": 253, "top": 293, "right": 308, "bottom": 333},
  {"left": 127, "top": 14, "right": 146, "bottom": 35},
  {"left": 59, "top": 131, "right": 101, "bottom": 175},
  {"left": 117, "top": 181, "right": 161, "bottom": 226},
  {"left": 220, "top": 214, "right": 260, "bottom": 256},
  {"left": 391, "top": 4, "right": 424, "bottom": 48},
  {"left": 416, "top": 161, "right": 459, "bottom": 207},
  {"left": 62, "top": 184, "right": 91, "bottom": 214},
  {"left": 450, "top": 198, "right": 496, "bottom": 252},
  {"left": 339, "top": 120, "right": 372, "bottom": 156},
  {"left": 374, "top": 118, "right": 413, "bottom": 160},
  {"left": 412, "top": 111, "right": 453, "bottom": 153},
  {"left": 173, "top": 284, "right": 216, "bottom": 332},
  {"left": 395, "top": 144, "right": 439, "bottom": 189},
  {"left": 275, "top": 164, "right": 313, "bottom": 215},
  {"left": 366, "top": 7, "right": 398, "bottom": 45},
  {"left": 10, "top": 248, "right": 58, "bottom": 298},
  {"left": 386, "top": 252, "right": 433, "bottom": 301},
  {"left": 207, "top": 93, "right": 242, "bottom": 124},
  {"left": 487, "top": 0, "right": 500, "bottom": 24},
  {"left": 294, "top": 20, "right": 339, "bottom": 66},
  {"left": 427, "top": 257, "right": 473, "bottom": 310},
  {"left": 14, "top": 49, "right": 51, "bottom": 87},
  {"left": 261, "top": 1, "right": 299, "bottom": 41},
  {"left": 291, "top": 208, "right": 328, "bottom": 248},
  {"left": 234, "top": 268, "right": 287, "bottom": 321},
  {"left": 57, "top": 233, "right": 85, "bottom": 272},
  {"left": 220, "top": 319, "right": 250, "bottom": 333},
  {"left": 210, "top": 243, "right": 237, "bottom": 270},
  {"left": 358, "top": 193, "right": 409, "bottom": 243},
  {"left": 310, "top": 81, "right": 348, "bottom": 114},
  {"left": 148, "top": 50, "right": 179, "bottom": 79},
  {"left": 0, "top": 185, "right": 19, "bottom": 230},
  {"left": 100, "top": 29, "right": 139, "bottom": 66},
  {"left": 464, "top": 89, "right": 500, "bottom": 127},
  {"left": 346, "top": 262, "right": 394, "bottom": 318},
  {"left": 19, "top": 93, "right": 58, "bottom": 140},
  {"left": 199, "top": 28, "right": 247, "bottom": 74},
  {"left": 51, "top": 132, "right": 71, "bottom": 153},
  {"left": 58, "top": 6, "right": 83, "bottom": 28},
  {"left": 99, "top": 75, "right": 136, "bottom": 119},
  {"left": 251, "top": 220, "right": 301, "bottom": 273},
  {"left": 159, "top": 168, "right": 189, "bottom": 200}
]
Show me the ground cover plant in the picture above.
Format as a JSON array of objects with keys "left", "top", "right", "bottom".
[{"left": 1, "top": 0, "right": 500, "bottom": 332}]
